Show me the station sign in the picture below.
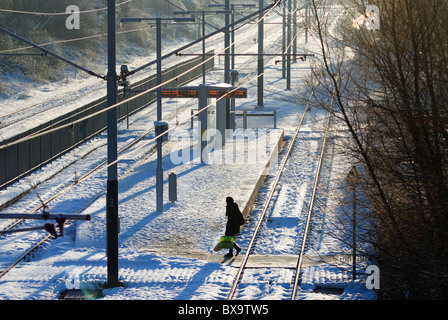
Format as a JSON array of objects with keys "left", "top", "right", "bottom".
[{"left": 161, "top": 86, "right": 247, "bottom": 99}]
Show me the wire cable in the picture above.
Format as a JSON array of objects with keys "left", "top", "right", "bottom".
[
  {"left": 0, "top": 26, "right": 105, "bottom": 79},
  {"left": 0, "top": 0, "right": 132, "bottom": 16},
  {"left": 0, "top": 27, "right": 152, "bottom": 55}
]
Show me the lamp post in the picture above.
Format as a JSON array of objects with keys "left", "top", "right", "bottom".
[{"left": 120, "top": 17, "right": 195, "bottom": 213}]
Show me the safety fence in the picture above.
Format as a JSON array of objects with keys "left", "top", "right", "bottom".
[
  {"left": 235, "top": 108, "right": 277, "bottom": 129},
  {"left": 0, "top": 52, "right": 214, "bottom": 189}
]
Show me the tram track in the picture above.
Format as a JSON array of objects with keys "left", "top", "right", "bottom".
[
  {"left": 0, "top": 97, "right": 196, "bottom": 280},
  {"left": 227, "top": 73, "right": 333, "bottom": 300}
]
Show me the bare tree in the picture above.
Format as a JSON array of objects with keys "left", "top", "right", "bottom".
[{"left": 307, "top": 0, "right": 448, "bottom": 299}]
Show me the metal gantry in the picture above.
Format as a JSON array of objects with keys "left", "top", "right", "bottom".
[{"left": 174, "top": 10, "right": 232, "bottom": 84}]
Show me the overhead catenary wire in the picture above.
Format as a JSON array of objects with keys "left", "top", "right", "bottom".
[
  {"left": 0, "top": 27, "right": 154, "bottom": 55},
  {"left": 0, "top": 1, "right": 282, "bottom": 152},
  {"left": 163, "top": 0, "right": 221, "bottom": 32},
  {"left": 0, "top": 26, "right": 105, "bottom": 79},
  {"left": 121, "top": 2, "right": 281, "bottom": 80}
]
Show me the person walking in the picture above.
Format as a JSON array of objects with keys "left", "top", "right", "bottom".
[{"left": 224, "top": 197, "right": 244, "bottom": 258}]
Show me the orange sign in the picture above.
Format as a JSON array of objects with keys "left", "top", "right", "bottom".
[{"left": 161, "top": 87, "right": 247, "bottom": 98}]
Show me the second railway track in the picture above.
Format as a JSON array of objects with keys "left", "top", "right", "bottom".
[
  {"left": 227, "top": 89, "right": 334, "bottom": 300},
  {"left": 0, "top": 93, "right": 198, "bottom": 280}
]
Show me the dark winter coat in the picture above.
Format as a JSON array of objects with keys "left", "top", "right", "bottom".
[{"left": 225, "top": 202, "right": 245, "bottom": 237}]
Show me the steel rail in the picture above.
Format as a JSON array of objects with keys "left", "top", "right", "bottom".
[
  {"left": 291, "top": 102, "right": 333, "bottom": 300},
  {"left": 227, "top": 67, "right": 324, "bottom": 300},
  {"left": 0, "top": 98, "right": 192, "bottom": 234},
  {"left": 0, "top": 101, "right": 190, "bottom": 280},
  {"left": 0, "top": 233, "right": 52, "bottom": 279}
]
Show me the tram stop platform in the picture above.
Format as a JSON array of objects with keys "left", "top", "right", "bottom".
[
  {"left": 142, "top": 127, "right": 284, "bottom": 256},
  {"left": 76, "top": 126, "right": 284, "bottom": 260}
]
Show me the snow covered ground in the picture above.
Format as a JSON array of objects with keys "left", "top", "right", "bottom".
[{"left": 0, "top": 4, "right": 377, "bottom": 302}]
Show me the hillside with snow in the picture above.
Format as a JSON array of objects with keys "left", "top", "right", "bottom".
[{"left": 0, "top": 0, "right": 215, "bottom": 100}]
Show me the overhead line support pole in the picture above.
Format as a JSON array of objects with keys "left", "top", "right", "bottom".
[
  {"left": 106, "top": 0, "right": 119, "bottom": 289},
  {"left": 224, "top": 0, "right": 230, "bottom": 84},
  {"left": 120, "top": 17, "right": 195, "bottom": 213},
  {"left": 257, "top": 0, "right": 264, "bottom": 107},
  {"left": 174, "top": 10, "right": 232, "bottom": 84},
  {"left": 224, "top": 0, "right": 231, "bottom": 131},
  {"left": 287, "top": 0, "right": 292, "bottom": 90},
  {"left": 282, "top": 4, "right": 286, "bottom": 78},
  {"left": 202, "top": 11, "right": 206, "bottom": 84},
  {"left": 156, "top": 17, "right": 164, "bottom": 213},
  {"left": 293, "top": 0, "right": 297, "bottom": 62}
]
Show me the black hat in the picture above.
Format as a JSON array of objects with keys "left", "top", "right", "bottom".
[{"left": 226, "top": 197, "right": 234, "bottom": 204}]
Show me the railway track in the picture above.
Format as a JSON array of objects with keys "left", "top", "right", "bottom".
[
  {"left": 0, "top": 80, "right": 104, "bottom": 132},
  {"left": 0, "top": 96, "right": 196, "bottom": 280},
  {"left": 227, "top": 76, "right": 333, "bottom": 300}
]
